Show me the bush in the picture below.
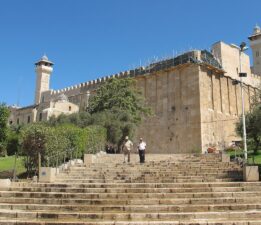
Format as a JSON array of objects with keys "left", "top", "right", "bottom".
[
  {"left": 0, "top": 103, "right": 10, "bottom": 156},
  {"left": 20, "top": 123, "right": 51, "bottom": 174},
  {"left": 19, "top": 122, "right": 107, "bottom": 175},
  {"left": 85, "top": 125, "right": 107, "bottom": 154}
]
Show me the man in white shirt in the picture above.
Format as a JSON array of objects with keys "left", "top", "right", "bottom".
[
  {"left": 137, "top": 138, "right": 146, "bottom": 163},
  {"left": 122, "top": 136, "right": 133, "bottom": 163}
]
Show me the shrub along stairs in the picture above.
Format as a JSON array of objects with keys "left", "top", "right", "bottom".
[{"left": 0, "top": 154, "right": 261, "bottom": 224}]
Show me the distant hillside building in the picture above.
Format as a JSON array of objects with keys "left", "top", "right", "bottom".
[{"left": 9, "top": 26, "right": 261, "bottom": 153}]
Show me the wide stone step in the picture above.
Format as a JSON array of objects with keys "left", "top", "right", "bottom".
[
  {"left": 11, "top": 181, "right": 261, "bottom": 189},
  {"left": 0, "top": 203, "right": 261, "bottom": 213},
  {"left": 58, "top": 172, "right": 242, "bottom": 177},
  {"left": 56, "top": 178, "right": 242, "bottom": 183},
  {"left": 3, "top": 189, "right": 260, "bottom": 199},
  {"left": 0, "top": 210, "right": 261, "bottom": 220},
  {"left": 1, "top": 196, "right": 260, "bottom": 205},
  {"left": 1, "top": 218, "right": 261, "bottom": 225},
  {"left": 81, "top": 166, "right": 240, "bottom": 170},
  {"left": 6, "top": 186, "right": 259, "bottom": 193},
  {"left": 0, "top": 218, "right": 261, "bottom": 225}
]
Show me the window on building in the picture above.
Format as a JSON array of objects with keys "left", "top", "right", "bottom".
[
  {"left": 256, "top": 51, "right": 260, "bottom": 57},
  {"left": 9, "top": 121, "right": 13, "bottom": 125},
  {"left": 69, "top": 106, "right": 72, "bottom": 111},
  {"left": 41, "top": 96, "right": 45, "bottom": 103},
  {"left": 39, "top": 113, "right": 42, "bottom": 121},
  {"left": 17, "top": 118, "right": 19, "bottom": 125},
  {"left": 27, "top": 116, "right": 31, "bottom": 124}
]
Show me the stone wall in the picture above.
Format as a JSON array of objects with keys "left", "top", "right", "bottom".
[
  {"left": 135, "top": 64, "right": 202, "bottom": 153},
  {"left": 9, "top": 106, "right": 37, "bottom": 125},
  {"left": 199, "top": 66, "right": 258, "bottom": 152}
]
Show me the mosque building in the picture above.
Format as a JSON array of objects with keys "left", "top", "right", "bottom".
[{"left": 8, "top": 26, "right": 261, "bottom": 153}]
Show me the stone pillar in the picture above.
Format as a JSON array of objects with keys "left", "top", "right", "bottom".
[
  {"left": 0, "top": 179, "right": 11, "bottom": 188},
  {"left": 84, "top": 154, "right": 96, "bottom": 166},
  {"left": 243, "top": 165, "right": 259, "bottom": 182},
  {"left": 221, "top": 153, "right": 230, "bottom": 162},
  {"left": 39, "top": 167, "right": 57, "bottom": 183}
]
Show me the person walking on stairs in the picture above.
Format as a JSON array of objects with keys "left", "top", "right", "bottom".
[
  {"left": 137, "top": 138, "right": 146, "bottom": 163},
  {"left": 122, "top": 136, "right": 133, "bottom": 163}
]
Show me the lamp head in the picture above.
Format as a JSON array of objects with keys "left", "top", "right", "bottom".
[{"left": 240, "top": 42, "right": 248, "bottom": 51}]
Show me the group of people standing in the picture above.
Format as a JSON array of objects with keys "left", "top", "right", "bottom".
[{"left": 122, "top": 136, "right": 146, "bottom": 164}]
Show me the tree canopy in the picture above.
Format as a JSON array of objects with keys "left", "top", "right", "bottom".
[
  {"left": 236, "top": 87, "right": 261, "bottom": 154},
  {"left": 0, "top": 103, "right": 10, "bottom": 156},
  {"left": 49, "top": 78, "right": 151, "bottom": 148},
  {"left": 19, "top": 123, "right": 106, "bottom": 174},
  {"left": 88, "top": 77, "right": 151, "bottom": 122}
]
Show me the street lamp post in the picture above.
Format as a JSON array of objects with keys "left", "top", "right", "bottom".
[
  {"left": 239, "top": 42, "right": 248, "bottom": 162},
  {"left": 232, "top": 42, "right": 248, "bottom": 161}
]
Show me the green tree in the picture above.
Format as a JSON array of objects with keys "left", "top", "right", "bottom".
[
  {"left": 48, "top": 112, "right": 93, "bottom": 128},
  {"left": 88, "top": 77, "right": 151, "bottom": 147},
  {"left": 55, "top": 124, "right": 87, "bottom": 158},
  {"left": 236, "top": 104, "right": 261, "bottom": 155},
  {"left": 46, "top": 78, "right": 151, "bottom": 149},
  {"left": 84, "top": 125, "right": 107, "bottom": 154},
  {"left": 91, "top": 109, "right": 135, "bottom": 149},
  {"left": 6, "top": 124, "right": 23, "bottom": 156},
  {"left": 20, "top": 123, "right": 50, "bottom": 174},
  {"left": 20, "top": 122, "right": 107, "bottom": 175},
  {"left": 88, "top": 77, "right": 150, "bottom": 122},
  {"left": 0, "top": 103, "right": 10, "bottom": 156}
]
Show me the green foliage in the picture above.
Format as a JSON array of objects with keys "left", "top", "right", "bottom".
[
  {"left": 20, "top": 123, "right": 51, "bottom": 173},
  {"left": 87, "top": 77, "right": 151, "bottom": 147},
  {"left": 6, "top": 130, "right": 20, "bottom": 156},
  {"left": 15, "top": 77, "right": 150, "bottom": 174},
  {"left": 5, "top": 125, "right": 23, "bottom": 156},
  {"left": 46, "top": 78, "right": 151, "bottom": 148},
  {"left": 91, "top": 108, "right": 136, "bottom": 148},
  {"left": 85, "top": 125, "right": 107, "bottom": 154},
  {"left": 236, "top": 104, "right": 261, "bottom": 154},
  {"left": 48, "top": 112, "right": 93, "bottom": 128},
  {"left": 19, "top": 122, "right": 106, "bottom": 174},
  {"left": 88, "top": 77, "right": 151, "bottom": 122},
  {"left": 0, "top": 103, "right": 10, "bottom": 156}
]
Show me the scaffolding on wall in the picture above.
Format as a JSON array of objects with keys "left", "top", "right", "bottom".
[{"left": 128, "top": 50, "right": 223, "bottom": 77}]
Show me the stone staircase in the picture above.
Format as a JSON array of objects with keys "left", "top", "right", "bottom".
[{"left": 0, "top": 154, "right": 261, "bottom": 224}]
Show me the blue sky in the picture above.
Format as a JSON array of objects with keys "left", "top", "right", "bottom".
[{"left": 0, "top": 0, "right": 260, "bottom": 106}]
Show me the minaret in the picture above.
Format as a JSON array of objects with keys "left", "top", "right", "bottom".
[
  {"left": 34, "top": 55, "right": 54, "bottom": 104},
  {"left": 248, "top": 24, "right": 261, "bottom": 74}
]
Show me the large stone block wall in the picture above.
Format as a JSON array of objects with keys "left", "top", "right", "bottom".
[
  {"left": 135, "top": 64, "right": 202, "bottom": 153},
  {"left": 199, "top": 66, "right": 258, "bottom": 152}
]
